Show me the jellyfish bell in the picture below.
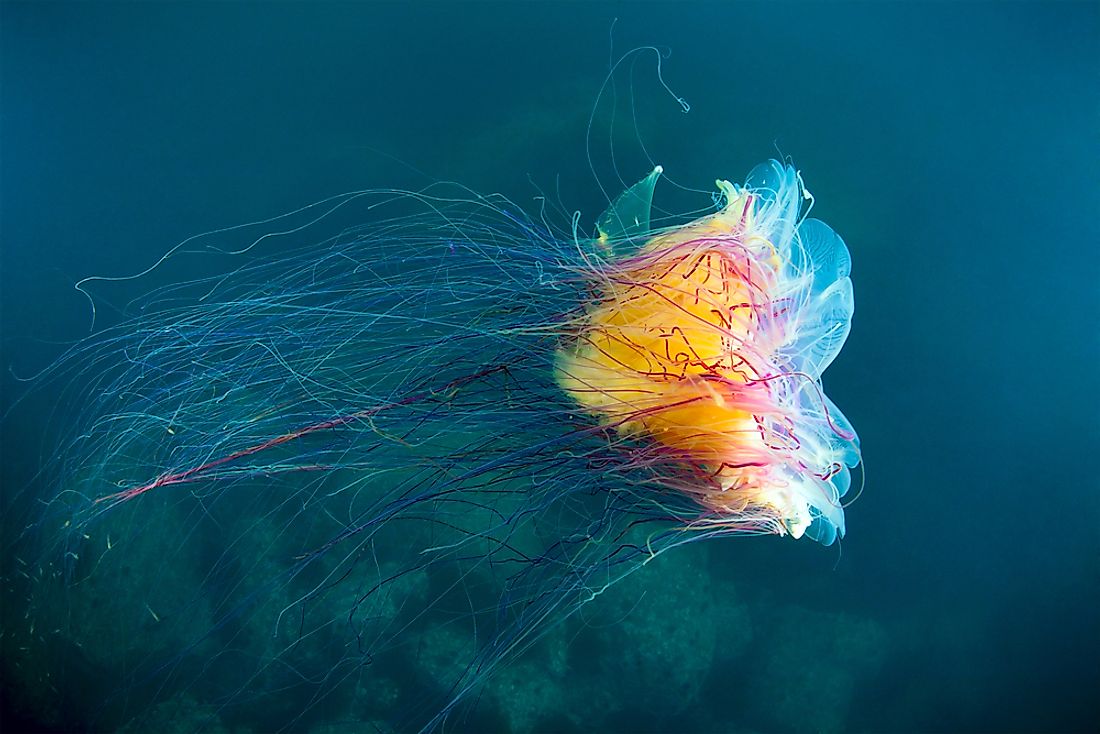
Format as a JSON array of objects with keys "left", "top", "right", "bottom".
[{"left": 558, "top": 160, "right": 859, "bottom": 546}]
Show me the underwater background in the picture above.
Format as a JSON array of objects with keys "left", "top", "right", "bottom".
[{"left": 1, "top": 2, "right": 1097, "bottom": 733}]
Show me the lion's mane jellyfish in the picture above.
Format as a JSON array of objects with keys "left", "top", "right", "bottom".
[{"left": 12, "top": 160, "right": 859, "bottom": 732}]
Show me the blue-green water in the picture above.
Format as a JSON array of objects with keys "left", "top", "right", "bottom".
[{"left": 1, "top": 2, "right": 1096, "bottom": 733}]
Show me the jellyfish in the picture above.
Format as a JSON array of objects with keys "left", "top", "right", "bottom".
[{"left": 10, "top": 158, "right": 859, "bottom": 733}]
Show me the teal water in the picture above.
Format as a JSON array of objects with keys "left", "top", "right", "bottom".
[{"left": 1, "top": 2, "right": 1097, "bottom": 733}]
